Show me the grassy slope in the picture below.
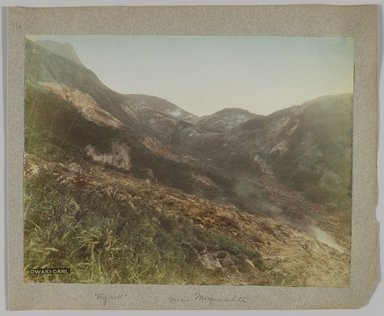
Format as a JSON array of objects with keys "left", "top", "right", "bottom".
[
  {"left": 24, "top": 160, "right": 268, "bottom": 285},
  {"left": 24, "top": 84, "right": 267, "bottom": 285},
  {"left": 24, "top": 155, "right": 350, "bottom": 286}
]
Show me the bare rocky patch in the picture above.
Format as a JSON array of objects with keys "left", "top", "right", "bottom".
[{"left": 85, "top": 143, "right": 131, "bottom": 171}]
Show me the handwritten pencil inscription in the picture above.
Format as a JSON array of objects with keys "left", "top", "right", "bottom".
[
  {"left": 94, "top": 291, "right": 248, "bottom": 306},
  {"left": 95, "top": 293, "right": 129, "bottom": 306},
  {"left": 168, "top": 292, "right": 248, "bottom": 305}
]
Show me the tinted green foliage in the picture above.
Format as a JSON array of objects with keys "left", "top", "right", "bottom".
[
  {"left": 23, "top": 38, "right": 352, "bottom": 287},
  {"left": 24, "top": 170, "right": 264, "bottom": 284},
  {"left": 270, "top": 95, "right": 353, "bottom": 210}
]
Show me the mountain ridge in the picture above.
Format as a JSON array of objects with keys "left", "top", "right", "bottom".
[
  {"left": 25, "top": 39, "right": 352, "bottom": 216},
  {"left": 34, "top": 39, "right": 86, "bottom": 67}
]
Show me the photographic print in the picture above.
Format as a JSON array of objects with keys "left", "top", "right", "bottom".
[{"left": 23, "top": 35, "right": 353, "bottom": 287}]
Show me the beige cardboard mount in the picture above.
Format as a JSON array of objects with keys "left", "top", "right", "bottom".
[{"left": 7, "top": 5, "right": 378, "bottom": 310}]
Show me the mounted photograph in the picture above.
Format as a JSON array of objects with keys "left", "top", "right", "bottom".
[{"left": 23, "top": 35, "right": 354, "bottom": 287}]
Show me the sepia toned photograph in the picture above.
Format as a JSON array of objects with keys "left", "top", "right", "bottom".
[{"left": 23, "top": 35, "right": 354, "bottom": 287}]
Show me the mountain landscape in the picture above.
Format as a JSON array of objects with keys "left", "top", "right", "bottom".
[{"left": 24, "top": 39, "right": 352, "bottom": 286}]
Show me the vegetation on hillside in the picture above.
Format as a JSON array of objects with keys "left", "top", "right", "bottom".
[
  {"left": 23, "top": 39, "right": 352, "bottom": 286},
  {"left": 24, "top": 168, "right": 265, "bottom": 284},
  {"left": 270, "top": 95, "right": 352, "bottom": 210}
]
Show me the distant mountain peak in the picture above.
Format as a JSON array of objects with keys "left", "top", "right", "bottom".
[
  {"left": 212, "top": 107, "right": 254, "bottom": 116},
  {"left": 196, "top": 107, "right": 259, "bottom": 132},
  {"left": 34, "top": 40, "right": 85, "bottom": 67}
]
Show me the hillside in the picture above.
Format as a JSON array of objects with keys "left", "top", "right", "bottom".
[
  {"left": 24, "top": 38, "right": 352, "bottom": 286},
  {"left": 24, "top": 155, "right": 349, "bottom": 286}
]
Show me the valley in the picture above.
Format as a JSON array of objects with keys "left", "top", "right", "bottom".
[{"left": 23, "top": 38, "right": 352, "bottom": 286}]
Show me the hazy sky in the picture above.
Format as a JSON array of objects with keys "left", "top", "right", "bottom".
[{"left": 31, "top": 35, "right": 353, "bottom": 116}]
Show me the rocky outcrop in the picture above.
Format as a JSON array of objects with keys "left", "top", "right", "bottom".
[{"left": 85, "top": 143, "right": 131, "bottom": 171}]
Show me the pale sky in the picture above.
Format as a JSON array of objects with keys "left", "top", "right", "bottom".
[{"left": 31, "top": 35, "right": 354, "bottom": 116}]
